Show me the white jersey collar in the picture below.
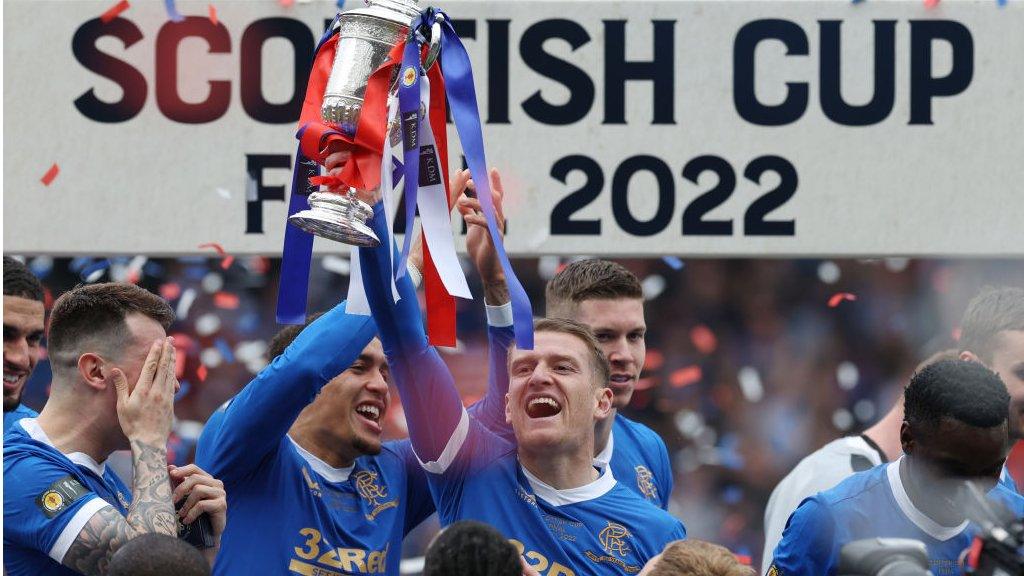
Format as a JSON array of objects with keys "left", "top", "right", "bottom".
[
  {"left": 288, "top": 435, "right": 355, "bottom": 483},
  {"left": 20, "top": 418, "right": 107, "bottom": 477},
  {"left": 520, "top": 461, "right": 616, "bottom": 507},
  {"left": 886, "top": 458, "right": 968, "bottom": 541},
  {"left": 593, "top": 428, "right": 615, "bottom": 468}
]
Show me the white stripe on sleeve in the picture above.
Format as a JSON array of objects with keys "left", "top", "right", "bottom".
[
  {"left": 416, "top": 408, "right": 470, "bottom": 474},
  {"left": 48, "top": 498, "right": 112, "bottom": 563}
]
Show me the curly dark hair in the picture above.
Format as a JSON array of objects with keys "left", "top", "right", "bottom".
[
  {"left": 3, "top": 256, "right": 44, "bottom": 302},
  {"left": 424, "top": 521, "right": 521, "bottom": 576},
  {"left": 266, "top": 312, "right": 326, "bottom": 361},
  {"left": 905, "top": 359, "right": 1010, "bottom": 431}
]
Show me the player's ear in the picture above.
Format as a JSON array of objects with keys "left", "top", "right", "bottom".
[
  {"left": 593, "top": 387, "right": 613, "bottom": 421},
  {"left": 900, "top": 421, "right": 915, "bottom": 455},
  {"left": 504, "top": 392, "right": 512, "bottom": 425},
  {"left": 959, "top": 350, "right": 980, "bottom": 363},
  {"left": 77, "top": 353, "right": 110, "bottom": 392}
]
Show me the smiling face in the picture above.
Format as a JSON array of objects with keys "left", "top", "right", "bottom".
[
  {"left": 985, "top": 330, "right": 1024, "bottom": 440},
  {"left": 506, "top": 331, "right": 612, "bottom": 453},
  {"left": 3, "top": 295, "right": 45, "bottom": 412},
  {"left": 572, "top": 298, "right": 646, "bottom": 409},
  {"left": 298, "top": 339, "right": 391, "bottom": 458}
]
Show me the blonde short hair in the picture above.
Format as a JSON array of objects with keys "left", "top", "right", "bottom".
[{"left": 647, "top": 540, "right": 754, "bottom": 576}]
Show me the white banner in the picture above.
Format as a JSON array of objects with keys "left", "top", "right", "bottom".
[{"left": 3, "top": 0, "right": 1022, "bottom": 256}]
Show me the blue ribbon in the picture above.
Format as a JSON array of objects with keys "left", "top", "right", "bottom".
[
  {"left": 276, "top": 18, "right": 340, "bottom": 324},
  {"left": 433, "top": 9, "right": 534, "bottom": 349},
  {"left": 395, "top": 13, "right": 428, "bottom": 277}
]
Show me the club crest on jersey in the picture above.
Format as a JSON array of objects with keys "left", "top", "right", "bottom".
[
  {"left": 767, "top": 565, "right": 782, "bottom": 576},
  {"left": 354, "top": 471, "right": 397, "bottom": 521},
  {"left": 635, "top": 465, "right": 659, "bottom": 502},
  {"left": 599, "top": 522, "right": 632, "bottom": 557}
]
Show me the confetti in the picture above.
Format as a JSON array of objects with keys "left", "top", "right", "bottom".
[
  {"left": 827, "top": 292, "right": 857, "bottom": 308},
  {"left": 197, "top": 364, "right": 208, "bottom": 382},
  {"left": 208, "top": 3, "right": 218, "bottom": 26},
  {"left": 644, "top": 349, "right": 664, "bottom": 371},
  {"left": 176, "top": 288, "right": 198, "bottom": 320},
  {"left": 689, "top": 325, "right": 718, "bottom": 355},
  {"left": 197, "top": 242, "right": 234, "bottom": 270},
  {"left": 214, "top": 338, "right": 235, "bottom": 363},
  {"left": 634, "top": 377, "right": 657, "bottom": 391},
  {"left": 159, "top": 282, "right": 182, "bottom": 301},
  {"left": 737, "top": 366, "right": 764, "bottom": 402},
  {"left": 81, "top": 259, "right": 111, "bottom": 282},
  {"left": 164, "top": 0, "right": 185, "bottom": 22},
  {"left": 213, "top": 291, "right": 240, "bottom": 309},
  {"left": 41, "top": 164, "right": 60, "bottom": 186},
  {"left": 924, "top": 0, "right": 939, "bottom": 7},
  {"left": 337, "top": 0, "right": 345, "bottom": 8},
  {"left": 661, "top": 256, "right": 684, "bottom": 270},
  {"left": 216, "top": 187, "right": 231, "bottom": 199},
  {"left": 279, "top": 0, "right": 294, "bottom": 6},
  {"left": 100, "top": 0, "right": 130, "bottom": 23},
  {"left": 670, "top": 365, "right": 703, "bottom": 388},
  {"left": 952, "top": 327, "right": 962, "bottom": 341}
]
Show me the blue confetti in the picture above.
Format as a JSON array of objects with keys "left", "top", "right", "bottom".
[
  {"left": 337, "top": 0, "right": 345, "bottom": 8},
  {"left": 70, "top": 257, "right": 94, "bottom": 272},
  {"left": 28, "top": 258, "right": 53, "bottom": 279},
  {"left": 214, "top": 338, "right": 235, "bottom": 363},
  {"left": 661, "top": 256, "right": 684, "bottom": 270},
  {"left": 164, "top": 0, "right": 186, "bottom": 22},
  {"left": 175, "top": 381, "right": 191, "bottom": 402},
  {"left": 80, "top": 259, "right": 111, "bottom": 281},
  {"left": 998, "top": 0, "right": 1006, "bottom": 6}
]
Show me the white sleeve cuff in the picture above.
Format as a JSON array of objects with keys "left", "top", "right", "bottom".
[
  {"left": 49, "top": 498, "right": 111, "bottom": 563},
  {"left": 485, "top": 302, "right": 513, "bottom": 327},
  {"left": 416, "top": 408, "right": 469, "bottom": 475}
]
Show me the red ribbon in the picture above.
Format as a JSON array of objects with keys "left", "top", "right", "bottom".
[{"left": 423, "top": 63, "right": 457, "bottom": 347}]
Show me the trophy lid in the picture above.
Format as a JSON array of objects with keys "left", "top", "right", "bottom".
[{"left": 342, "top": 0, "right": 421, "bottom": 26}]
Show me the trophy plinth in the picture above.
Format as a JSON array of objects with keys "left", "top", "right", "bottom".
[{"left": 289, "top": 190, "right": 380, "bottom": 247}]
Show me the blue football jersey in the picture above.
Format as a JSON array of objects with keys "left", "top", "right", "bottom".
[
  {"left": 769, "top": 459, "right": 1024, "bottom": 576},
  {"left": 358, "top": 206, "right": 687, "bottom": 576},
  {"left": 4, "top": 418, "right": 132, "bottom": 576},
  {"left": 999, "top": 464, "right": 1019, "bottom": 495},
  {"left": 4, "top": 404, "right": 39, "bottom": 434},
  {"left": 486, "top": 325, "right": 675, "bottom": 509}
]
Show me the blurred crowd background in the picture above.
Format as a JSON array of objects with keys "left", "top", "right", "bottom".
[{"left": 13, "top": 254, "right": 1024, "bottom": 569}]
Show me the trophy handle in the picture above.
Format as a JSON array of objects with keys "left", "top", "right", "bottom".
[{"left": 423, "top": 14, "right": 444, "bottom": 72}]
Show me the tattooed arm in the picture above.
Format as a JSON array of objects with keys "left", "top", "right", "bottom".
[
  {"left": 62, "top": 338, "right": 180, "bottom": 574},
  {"left": 62, "top": 441, "right": 177, "bottom": 575}
]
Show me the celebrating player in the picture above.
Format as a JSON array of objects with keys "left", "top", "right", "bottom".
[
  {"left": 360, "top": 199, "right": 686, "bottom": 574},
  {"left": 194, "top": 166, "right": 516, "bottom": 575},
  {"left": 760, "top": 348, "right": 958, "bottom": 573},
  {"left": 767, "top": 359, "right": 1024, "bottom": 576},
  {"left": 3, "top": 283, "right": 226, "bottom": 575},
  {"left": 3, "top": 256, "right": 46, "bottom": 433},
  {"left": 957, "top": 286, "right": 1024, "bottom": 494},
  {"left": 474, "top": 257, "right": 674, "bottom": 508}
]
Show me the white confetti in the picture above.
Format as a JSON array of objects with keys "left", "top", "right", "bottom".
[
  {"left": 216, "top": 187, "right": 232, "bottom": 200},
  {"left": 641, "top": 275, "right": 666, "bottom": 300},
  {"left": 854, "top": 399, "right": 877, "bottom": 422},
  {"left": 195, "top": 313, "right": 221, "bottom": 336},
  {"left": 737, "top": 366, "right": 764, "bottom": 402},
  {"left": 201, "top": 272, "right": 224, "bottom": 294},
  {"left": 837, "top": 361, "right": 860, "bottom": 390},
  {"left": 832, "top": 408, "right": 854, "bottom": 431},
  {"left": 176, "top": 288, "right": 198, "bottom": 320},
  {"left": 200, "top": 347, "right": 223, "bottom": 368},
  {"left": 817, "top": 261, "right": 841, "bottom": 284}
]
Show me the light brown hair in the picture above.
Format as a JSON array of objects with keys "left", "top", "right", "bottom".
[
  {"left": 647, "top": 540, "right": 755, "bottom": 576},
  {"left": 545, "top": 259, "right": 642, "bottom": 319},
  {"left": 514, "top": 318, "right": 611, "bottom": 387},
  {"left": 48, "top": 283, "right": 174, "bottom": 374},
  {"left": 959, "top": 286, "right": 1024, "bottom": 364}
]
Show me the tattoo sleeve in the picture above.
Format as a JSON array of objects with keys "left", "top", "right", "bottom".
[
  {"left": 483, "top": 279, "right": 510, "bottom": 307},
  {"left": 62, "top": 441, "right": 176, "bottom": 575}
]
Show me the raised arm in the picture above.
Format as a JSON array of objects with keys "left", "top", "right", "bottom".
[
  {"left": 359, "top": 203, "right": 465, "bottom": 467},
  {"left": 61, "top": 340, "right": 180, "bottom": 575},
  {"left": 196, "top": 299, "right": 376, "bottom": 484}
]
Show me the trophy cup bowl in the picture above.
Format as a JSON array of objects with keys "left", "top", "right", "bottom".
[{"left": 288, "top": 0, "right": 437, "bottom": 247}]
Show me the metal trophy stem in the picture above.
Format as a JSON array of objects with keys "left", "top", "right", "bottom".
[{"left": 288, "top": 0, "right": 444, "bottom": 248}]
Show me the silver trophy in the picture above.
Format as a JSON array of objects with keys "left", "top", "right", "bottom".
[{"left": 288, "top": 0, "right": 442, "bottom": 247}]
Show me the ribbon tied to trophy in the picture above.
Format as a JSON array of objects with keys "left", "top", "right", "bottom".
[{"left": 277, "top": 1, "right": 533, "bottom": 350}]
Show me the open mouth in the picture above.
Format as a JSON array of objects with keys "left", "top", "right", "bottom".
[
  {"left": 609, "top": 374, "right": 634, "bottom": 388},
  {"left": 354, "top": 402, "right": 384, "bottom": 432},
  {"left": 525, "top": 395, "right": 563, "bottom": 419},
  {"left": 3, "top": 371, "right": 24, "bottom": 391}
]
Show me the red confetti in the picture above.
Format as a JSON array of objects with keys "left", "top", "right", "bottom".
[
  {"left": 279, "top": 0, "right": 294, "bottom": 6},
  {"left": 644, "top": 349, "right": 664, "bottom": 372},
  {"left": 40, "top": 164, "right": 59, "bottom": 186},
  {"left": 100, "top": 0, "right": 130, "bottom": 23},
  {"left": 198, "top": 242, "right": 234, "bottom": 269},
  {"left": 952, "top": 327, "right": 962, "bottom": 341},
  {"left": 159, "top": 282, "right": 182, "bottom": 301},
  {"left": 213, "top": 291, "right": 240, "bottom": 310},
  {"left": 690, "top": 324, "right": 718, "bottom": 355},
  {"left": 208, "top": 4, "right": 218, "bottom": 26},
  {"left": 828, "top": 292, "right": 857, "bottom": 308},
  {"left": 670, "top": 365, "right": 703, "bottom": 388},
  {"left": 634, "top": 377, "right": 657, "bottom": 391},
  {"left": 924, "top": 0, "right": 939, "bottom": 7},
  {"left": 197, "top": 364, "right": 208, "bottom": 382},
  {"left": 43, "top": 287, "right": 54, "bottom": 310},
  {"left": 735, "top": 555, "right": 753, "bottom": 567}
]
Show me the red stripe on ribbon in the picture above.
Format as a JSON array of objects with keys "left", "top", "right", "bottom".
[{"left": 423, "top": 63, "right": 457, "bottom": 347}]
